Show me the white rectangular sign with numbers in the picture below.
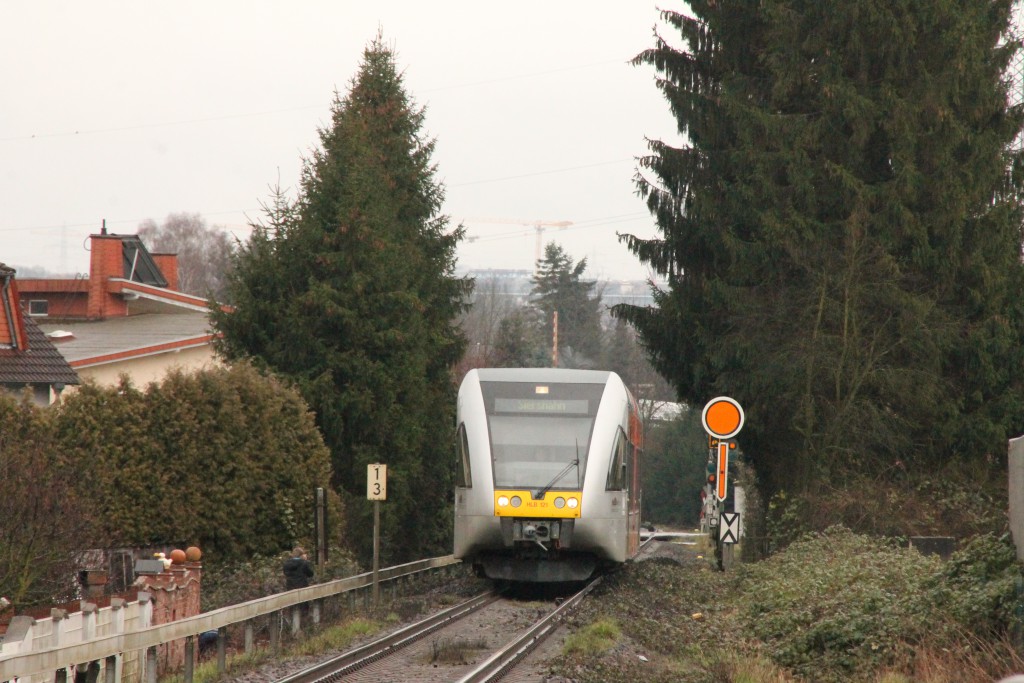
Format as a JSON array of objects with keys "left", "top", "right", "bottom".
[{"left": 367, "top": 463, "right": 387, "bottom": 501}]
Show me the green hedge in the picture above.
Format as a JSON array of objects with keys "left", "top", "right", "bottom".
[{"left": 55, "top": 363, "right": 338, "bottom": 563}]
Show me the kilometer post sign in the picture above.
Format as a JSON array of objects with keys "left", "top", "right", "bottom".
[
  {"left": 367, "top": 463, "right": 387, "bottom": 606},
  {"left": 367, "top": 463, "right": 387, "bottom": 500}
]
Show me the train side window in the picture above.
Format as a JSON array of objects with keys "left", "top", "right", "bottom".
[
  {"left": 456, "top": 423, "right": 472, "bottom": 488},
  {"left": 606, "top": 428, "right": 627, "bottom": 490}
]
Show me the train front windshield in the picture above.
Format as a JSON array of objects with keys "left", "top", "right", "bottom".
[{"left": 480, "top": 381, "right": 605, "bottom": 490}]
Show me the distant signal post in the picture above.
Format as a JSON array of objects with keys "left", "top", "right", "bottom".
[{"left": 701, "top": 397, "right": 744, "bottom": 502}]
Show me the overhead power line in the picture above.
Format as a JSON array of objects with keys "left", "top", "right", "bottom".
[{"left": 0, "top": 59, "right": 627, "bottom": 143}]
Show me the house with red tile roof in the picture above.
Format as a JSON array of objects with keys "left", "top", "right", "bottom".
[
  {"left": 0, "top": 264, "right": 80, "bottom": 404},
  {"left": 15, "top": 229, "right": 222, "bottom": 389}
]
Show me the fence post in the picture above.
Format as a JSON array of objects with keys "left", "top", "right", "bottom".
[
  {"left": 311, "top": 601, "right": 321, "bottom": 627},
  {"left": 145, "top": 647, "right": 157, "bottom": 683},
  {"left": 217, "top": 627, "right": 227, "bottom": 674},
  {"left": 269, "top": 613, "right": 280, "bottom": 655},
  {"left": 183, "top": 636, "right": 194, "bottom": 683},
  {"left": 104, "top": 656, "right": 117, "bottom": 683}
]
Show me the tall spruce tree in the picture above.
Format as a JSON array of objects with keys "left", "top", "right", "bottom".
[
  {"left": 531, "top": 243, "right": 605, "bottom": 364},
  {"left": 213, "top": 37, "right": 471, "bottom": 564},
  {"left": 617, "top": 2, "right": 1024, "bottom": 496}
]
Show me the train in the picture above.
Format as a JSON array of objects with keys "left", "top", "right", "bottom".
[{"left": 453, "top": 368, "right": 643, "bottom": 582}]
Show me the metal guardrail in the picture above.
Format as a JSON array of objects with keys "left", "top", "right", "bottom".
[{"left": 0, "top": 555, "right": 459, "bottom": 681}]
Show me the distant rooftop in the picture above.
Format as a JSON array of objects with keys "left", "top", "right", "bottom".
[{"left": 39, "top": 312, "right": 214, "bottom": 366}]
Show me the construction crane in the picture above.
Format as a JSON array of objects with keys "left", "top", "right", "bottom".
[{"left": 459, "top": 217, "right": 574, "bottom": 264}]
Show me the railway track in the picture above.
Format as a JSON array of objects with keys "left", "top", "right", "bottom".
[
  {"left": 455, "top": 577, "right": 601, "bottom": 683},
  {"left": 271, "top": 577, "right": 601, "bottom": 683}
]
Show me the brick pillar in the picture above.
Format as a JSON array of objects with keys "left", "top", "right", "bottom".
[
  {"left": 80, "top": 569, "right": 108, "bottom": 600},
  {"left": 151, "top": 254, "right": 179, "bottom": 291},
  {"left": 136, "top": 558, "right": 202, "bottom": 675}
]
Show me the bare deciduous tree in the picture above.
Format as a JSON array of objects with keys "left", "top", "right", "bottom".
[
  {"left": 138, "top": 213, "right": 236, "bottom": 302},
  {"left": 457, "top": 276, "right": 522, "bottom": 373}
]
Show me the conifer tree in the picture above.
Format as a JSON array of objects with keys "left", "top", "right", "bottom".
[
  {"left": 491, "top": 307, "right": 548, "bottom": 368},
  {"left": 531, "top": 243, "right": 604, "bottom": 364},
  {"left": 213, "top": 36, "right": 471, "bottom": 563},
  {"left": 617, "top": 2, "right": 1024, "bottom": 495}
]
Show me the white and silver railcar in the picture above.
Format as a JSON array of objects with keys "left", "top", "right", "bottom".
[{"left": 453, "top": 368, "right": 643, "bottom": 582}]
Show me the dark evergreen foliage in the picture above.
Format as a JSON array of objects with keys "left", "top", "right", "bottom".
[
  {"left": 212, "top": 37, "right": 471, "bottom": 564},
  {"left": 600, "top": 317, "right": 675, "bottom": 406},
  {"left": 617, "top": 1, "right": 1024, "bottom": 497},
  {"left": 530, "top": 243, "right": 605, "bottom": 365},
  {"left": 642, "top": 407, "right": 708, "bottom": 527},
  {"left": 0, "top": 394, "right": 86, "bottom": 606},
  {"left": 491, "top": 307, "right": 549, "bottom": 368},
  {"left": 54, "top": 366, "right": 334, "bottom": 564}
]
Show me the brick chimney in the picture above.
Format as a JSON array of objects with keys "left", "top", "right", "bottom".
[
  {"left": 88, "top": 234, "right": 126, "bottom": 319},
  {"left": 150, "top": 254, "right": 179, "bottom": 291}
]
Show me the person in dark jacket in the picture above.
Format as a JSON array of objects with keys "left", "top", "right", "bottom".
[{"left": 282, "top": 546, "right": 314, "bottom": 590}]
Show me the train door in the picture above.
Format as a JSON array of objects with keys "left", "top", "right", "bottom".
[{"left": 626, "top": 401, "right": 643, "bottom": 557}]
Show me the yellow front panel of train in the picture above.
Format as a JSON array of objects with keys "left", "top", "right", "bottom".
[{"left": 493, "top": 490, "right": 582, "bottom": 518}]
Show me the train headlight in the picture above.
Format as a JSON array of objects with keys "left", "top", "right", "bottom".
[
  {"left": 567, "top": 497, "right": 579, "bottom": 509},
  {"left": 511, "top": 496, "right": 522, "bottom": 507},
  {"left": 497, "top": 496, "right": 510, "bottom": 507},
  {"left": 554, "top": 497, "right": 566, "bottom": 509}
]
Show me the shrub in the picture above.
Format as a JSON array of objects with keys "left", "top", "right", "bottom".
[
  {"left": 736, "top": 527, "right": 943, "bottom": 681},
  {"left": 764, "top": 460, "right": 1006, "bottom": 553},
  {"left": 201, "top": 545, "right": 360, "bottom": 611},
  {"left": 737, "top": 527, "right": 1024, "bottom": 681},
  {"left": 925, "top": 532, "right": 1022, "bottom": 637},
  {"left": 56, "top": 365, "right": 339, "bottom": 564}
]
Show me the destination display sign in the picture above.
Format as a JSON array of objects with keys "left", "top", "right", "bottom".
[{"left": 494, "top": 398, "right": 590, "bottom": 415}]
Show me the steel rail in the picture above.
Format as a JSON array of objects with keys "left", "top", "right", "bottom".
[
  {"left": 273, "top": 591, "right": 499, "bottom": 683},
  {"left": 455, "top": 576, "right": 603, "bottom": 683}
]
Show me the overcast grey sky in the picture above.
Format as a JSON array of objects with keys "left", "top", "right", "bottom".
[{"left": 2, "top": 1, "right": 681, "bottom": 282}]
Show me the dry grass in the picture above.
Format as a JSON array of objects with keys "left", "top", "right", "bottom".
[
  {"left": 289, "top": 617, "right": 380, "bottom": 656},
  {"left": 879, "top": 633, "right": 1024, "bottom": 683},
  {"left": 706, "top": 652, "right": 796, "bottom": 682}
]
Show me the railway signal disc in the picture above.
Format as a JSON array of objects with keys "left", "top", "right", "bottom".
[
  {"left": 702, "top": 397, "right": 743, "bottom": 502},
  {"left": 701, "top": 396, "right": 744, "bottom": 440}
]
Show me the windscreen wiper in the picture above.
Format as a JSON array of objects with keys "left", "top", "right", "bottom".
[{"left": 533, "top": 458, "right": 579, "bottom": 500}]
